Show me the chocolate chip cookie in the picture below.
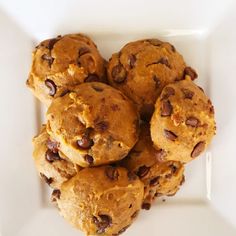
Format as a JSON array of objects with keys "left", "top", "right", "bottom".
[
  {"left": 47, "top": 82, "right": 139, "bottom": 167},
  {"left": 122, "top": 123, "right": 184, "bottom": 209},
  {"left": 33, "top": 125, "right": 81, "bottom": 189},
  {"left": 27, "top": 34, "right": 106, "bottom": 106},
  {"left": 151, "top": 79, "right": 216, "bottom": 163},
  {"left": 107, "top": 39, "right": 196, "bottom": 120},
  {"left": 55, "top": 166, "right": 144, "bottom": 235}
]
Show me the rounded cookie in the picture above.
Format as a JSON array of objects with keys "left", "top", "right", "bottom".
[
  {"left": 27, "top": 34, "right": 106, "bottom": 106},
  {"left": 33, "top": 126, "right": 81, "bottom": 189},
  {"left": 55, "top": 166, "right": 144, "bottom": 235},
  {"left": 107, "top": 39, "right": 196, "bottom": 120},
  {"left": 151, "top": 79, "right": 216, "bottom": 163},
  {"left": 47, "top": 82, "right": 139, "bottom": 167},
  {"left": 122, "top": 123, "right": 184, "bottom": 209}
]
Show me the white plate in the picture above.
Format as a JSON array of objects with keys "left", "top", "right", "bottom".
[{"left": 0, "top": 0, "right": 236, "bottom": 235}]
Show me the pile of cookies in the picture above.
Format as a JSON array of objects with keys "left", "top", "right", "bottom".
[{"left": 27, "top": 34, "right": 216, "bottom": 235}]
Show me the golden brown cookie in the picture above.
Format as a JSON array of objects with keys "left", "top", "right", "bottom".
[
  {"left": 107, "top": 39, "right": 196, "bottom": 120},
  {"left": 55, "top": 166, "right": 144, "bottom": 235},
  {"left": 27, "top": 34, "right": 106, "bottom": 106},
  {"left": 47, "top": 82, "right": 139, "bottom": 167},
  {"left": 33, "top": 125, "right": 81, "bottom": 189},
  {"left": 122, "top": 123, "right": 184, "bottom": 209},
  {"left": 151, "top": 79, "right": 216, "bottom": 163}
]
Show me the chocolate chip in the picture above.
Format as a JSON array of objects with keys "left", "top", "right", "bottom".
[
  {"left": 79, "top": 47, "right": 90, "bottom": 56},
  {"left": 181, "top": 88, "right": 194, "bottom": 99},
  {"left": 170, "top": 164, "right": 178, "bottom": 174},
  {"left": 129, "top": 204, "right": 132, "bottom": 208},
  {"left": 40, "top": 173, "right": 53, "bottom": 185},
  {"left": 45, "top": 149, "right": 61, "bottom": 163},
  {"left": 191, "top": 141, "right": 205, "bottom": 158},
  {"left": 84, "top": 154, "right": 94, "bottom": 165},
  {"left": 51, "top": 189, "right": 61, "bottom": 202},
  {"left": 128, "top": 54, "right": 136, "bottom": 68},
  {"left": 186, "top": 117, "right": 199, "bottom": 127},
  {"left": 77, "top": 130, "right": 94, "bottom": 149},
  {"left": 147, "top": 39, "right": 162, "bottom": 46},
  {"left": 170, "top": 44, "right": 176, "bottom": 52},
  {"left": 111, "top": 64, "right": 127, "bottom": 83},
  {"left": 198, "top": 86, "right": 205, "bottom": 93},
  {"left": 60, "top": 89, "right": 70, "bottom": 97},
  {"left": 47, "top": 37, "right": 61, "bottom": 50},
  {"left": 45, "top": 79, "right": 57, "bottom": 96},
  {"left": 150, "top": 176, "right": 160, "bottom": 187},
  {"left": 93, "top": 215, "right": 112, "bottom": 234},
  {"left": 164, "top": 129, "right": 177, "bottom": 141},
  {"left": 46, "top": 139, "right": 59, "bottom": 153},
  {"left": 161, "top": 87, "right": 175, "bottom": 100},
  {"left": 127, "top": 171, "right": 137, "bottom": 181},
  {"left": 131, "top": 211, "right": 139, "bottom": 219},
  {"left": 105, "top": 166, "right": 119, "bottom": 180},
  {"left": 158, "top": 57, "right": 171, "bottom": 68},
  {"left": 91, "top": 85, "right": 103, "bottom": 92},
  {"left": 85, "top": 74, "right": 100, "bottom": 82},
  {"left": 153, "top": 75, "right": 161, "bottom": 89},
  {"left": 184, "top": 67, "right": 198, "bottom": 80},
  {"left": 113, "top": 225, "right": 130, "bottom": 235},
  {"left": 95, "top": 121, "right": 109, "bottom": 132},
  {"left": 41, "top": 54, "right": 54, "bottom": 66},
  {"left": 161, "top": 100, "right": 173, "bottom": 116},
  {"left": 136, "top": 166, "right": 150, "bottom": 178},
  {"left": 154, "top": 149, "right": 166, "bottom": 162},
  {"left": 142, "top": 203, "right": 151, "bottom": 210}
]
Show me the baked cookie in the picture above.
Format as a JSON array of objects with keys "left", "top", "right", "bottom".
[
  {"left": 151, "top": 79, "right": 216, "bottom": 163},
  {"left": 122, "top": 123, "right": 184, "bottom": 209},
  {"left": 47, "top": 82, "right": 139, "bottom": 167},
  {"left": 107, "top": 39, "right": 196, "bottom": 120},
  {"left": 33, "top": 125, "right": 81, "bottom": 189},
  {"left": 54, "top": 166, "right": 144, "bottom": 235},
  {"left": 27, "top": 34, "right": 106, "bottom": 106}
]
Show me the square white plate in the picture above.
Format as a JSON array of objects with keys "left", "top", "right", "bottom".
[{"left": 0, "top": 0, "right": 236, "bottom": 235}]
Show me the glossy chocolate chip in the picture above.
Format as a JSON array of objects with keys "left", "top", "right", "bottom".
[
  {"left": 170, "top": 44, "right": 176, "bottom": 52},
  {"left": 158, "top": 57, "right": 171, "bottom": 68},
  {"left": 186, "top": 117, "right": 199, "bottom": 127},
  {"left": 84, "top": 154, "right": 94, "bottom": 165},
  {"left": 142, "top": 203, "right": 151, "bottom": 210},
  {"left": 128, "top": 54, "right": 136, "bottom": 68},
  {"left": 41, "top": 54, "right": 54, "bottom": 66},
  {"left": 85, "top": 74, "right": 100, "bottom": 82},
  {"left": 79, "top": 47, "right": 90, "bottom": 56},
  {"left": 181, "top": 88, "right": 194, "bottom": 99},
  {"left": 45, "top": 79, "right": 57, "bottom": 96},
  {"left": 161, "top": 87, "right": 175, "bottom": 100},
  {"left": 45, "top": 149, "right": 61, "bottom": 163},
  {"left": 91, "top": 85, "right": 103, "bottom": 92},
  {"left": 127, "top": 171, "right": 137, "bottom": 181},
  {"left": 105, "top": 166, "right": 119, "bottom": 180},
  {"left": 93, "top": 215, "right": 112, "bottom": 234},
  {"left": 40, "top": 173, "right": 53, "bottom": 185},
  {"left": 136, "top": 166, "right": 150, "bottom": 178},
  {"left": 184, "top": 66, "right": 198, "bottom": 80},
  {"left": 51, "top": 189, "right": 61, "bottom": 202},
  {"left": 113, "top": 225, "right": 130, "bottom": 235},
  {"left": 77, "top": 132, "right": 94, "bottom": 149},
  {"left": 191, "top": 141, "right": 205, "bottom": 158},
  {"left": 153, "top": 75, "right": 161, "bottom": 89},
  {"left": 111, "top": 64, "right": 127, "bottom": 83},
  {"left": 150, "top": 176, "right": 160, "bottom": 187},
  {"left": 46, "top": 139, "right": 59, "bottom": 153},
  {"left": 47, "top": 37, "right": 60, "bottom": 50},
  {"left": 164, "top": 129, "right": 177, "bottom": 141},
  {"left": 161, "top": 100, "right": 173, "bottom": 116}
]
